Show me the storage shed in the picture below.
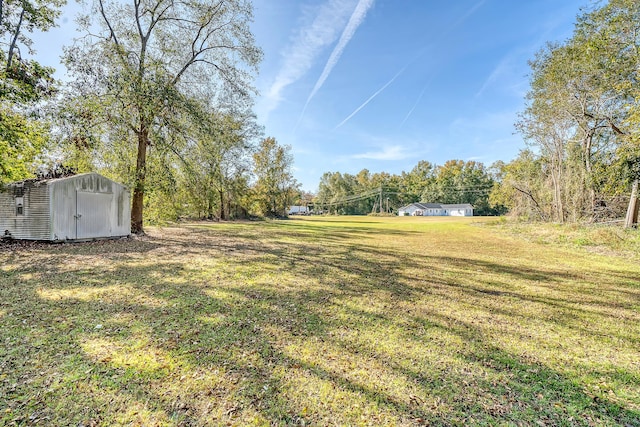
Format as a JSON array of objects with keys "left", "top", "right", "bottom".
[{"left": 0, "top": 172, "right": 130, "bottom": 241}]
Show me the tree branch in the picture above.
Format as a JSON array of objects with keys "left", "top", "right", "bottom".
[
  {"left": 7, "top": 7, "right": 25, "bottom": 70},
  {"left": 512, "top": 184, "right": 547, "bottom": 220},
  {"left": 98, "top": 0, "right": 120, "bottom": 47}
]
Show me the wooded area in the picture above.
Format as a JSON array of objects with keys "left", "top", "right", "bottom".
[
  {"left": 1, "top": 0, "right": 300, "bottom": 232},
  {"left": 315, "top": 160, "right": 504, "bottom": 216},
  {"left": 1, "top": 0, "right": 639, "bottom": 228},
  {"left": 500, "top": 0, "right": 640, "bottom": 226}
]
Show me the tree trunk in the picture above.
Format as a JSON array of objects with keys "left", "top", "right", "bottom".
[
  {"left": 583, "top": 132, "right": 597, "bottom": 214},
  {"left": 219, "top": 189, "right": 226, "bottom": 220},
  {"left": 207, "top": 193, "right": 214, "bottom": 220},
  {"left": 624, "top": 179, "right": 639, "bottom": 228},
  {"left": 550, "top": 162, "right": 564, "bottom": 222},
  {"left": 130, "top": 125, "right": 148, "bottom": 234}
]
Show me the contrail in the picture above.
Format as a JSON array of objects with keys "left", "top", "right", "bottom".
[
  {"left": 400, "top": 80, "right": 429, "bottom": 128},
  {"left": 397, "top": 1, "right": 484, "bottom": 127},
  {"left": 303, "top": 0, "right": 485, "bottom": 131},
  {"left": 263, "top": 0, "right": 358, "bottom": 118},
  {"left": 295, "top": 0, "right": 375, "bottom": 131},
  {"left": 335, "top": 65, "right": 407, "bottom": 129},
  {"left": 453, "top": 0, "right": 485, "bottom": 28},
  {"left": 307, "top": 0, "right": 374, "bottom": 107}
]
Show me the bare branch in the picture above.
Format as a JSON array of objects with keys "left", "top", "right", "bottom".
[
  {"left": 512, "top": 185, "right": 546, "bottom": 220},
  {"left": 98, "top": 0, "right": 120, "bottom": 47}
]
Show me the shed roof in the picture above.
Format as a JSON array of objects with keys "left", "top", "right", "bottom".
[{"left": 3, "top": 172, "right": 128, "bottom": 189}]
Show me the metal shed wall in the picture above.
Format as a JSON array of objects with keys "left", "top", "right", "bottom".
[
  {"left": 0, "top": 181, "right": 52, "bottom": 240},
  {"left": 49, "top": 173, "right": 131, "bottom": 241},
  {"left": 1, "top": 173, "right": 130, "bottom": 241}
]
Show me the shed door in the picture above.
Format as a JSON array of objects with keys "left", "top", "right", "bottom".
[{"left": 76, "top": 191, "right": 113, "bottom": 239}]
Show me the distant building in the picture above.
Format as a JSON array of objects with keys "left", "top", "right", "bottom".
[
  {"left": 0, "top": 172, "right": 131, "bottom": 241},
  {"left": 288, "top": 205, "right": 310, "bottom": 215},
  {"left": 397, "top": 203, "right": 473, "bottom": 217}
]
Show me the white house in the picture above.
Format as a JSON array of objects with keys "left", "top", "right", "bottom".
[
  {"left": 397, "top": 202, "right": 473, "bottom": 217},
  {"left": 0, "top": 172, "right": 131, "bottom": 241}
]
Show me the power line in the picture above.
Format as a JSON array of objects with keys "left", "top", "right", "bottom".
[
  {"left": 322, "top": 188, "right": 381, "bottom": 207},
  {"left": 317, "top": 183, "right": 496, "bottom": 209}
]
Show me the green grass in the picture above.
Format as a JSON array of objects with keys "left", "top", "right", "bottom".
[{"left": 1, "top": 216, "right": 639, "bottom": 426}]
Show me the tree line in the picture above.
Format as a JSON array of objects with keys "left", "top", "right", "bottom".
[
  {"left": 496, "top": 0, "right": 640, "bottom": 227},
  {"left": 317, "top": 0, "right": 639, "bottom": 225},
  {"left": 1, "top": 0, "right": 299, "bottom": 232},
  {"left": 315, "top": 160, "right": 506, "bottom": 216}
]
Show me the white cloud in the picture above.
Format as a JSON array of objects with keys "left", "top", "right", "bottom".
[
  {"left": 333, "top": 0, "right": 483, "bottom": 129},
  {"left": 475, "top": 46, "right": 536, "bottom": 100},
  {"left": 351, "top": 145, "right": 409, "bottom": 161},
  {"left": 450, "top": 110, "right": 518, "bottom": 134},
  {"left": 448, "top": 111, "right": 523, "bottom": 164},
  {"left": 262, "top": 0, "right": 363, "bottom": 117}
]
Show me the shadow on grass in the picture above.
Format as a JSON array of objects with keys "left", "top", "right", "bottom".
[{"left": 1, "top": 221, "right": 639, "bottom": 425}]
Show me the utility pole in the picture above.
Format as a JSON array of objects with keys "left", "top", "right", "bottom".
[
  {"left": 379, "top": 187, "right": 383, "bottom": 214},
  {"left": 625, "top": 159, "right": 640, "bottom": 228},
  {"left": 625, "top": 178, "right": 639, "bottom": 228}
]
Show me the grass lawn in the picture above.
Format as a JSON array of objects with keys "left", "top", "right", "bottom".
[{"left": 1, "top": 216, "right": 639, "bottom": 426}]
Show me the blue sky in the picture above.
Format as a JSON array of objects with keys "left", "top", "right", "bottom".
[
  {"left": 33, "top": 0, "right": 587, "bottom": 192},
  {"left": 251, "top": 0, "right": 586, "bottom": 191}
]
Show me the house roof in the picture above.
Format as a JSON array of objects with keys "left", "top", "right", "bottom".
[
  {"left": 441, "top": 203, "right": 474, "bottom": 209},
  {"left": 415, "top": 203, "right": 442, "bottom": 209},
  {"left": 398, "top": 202, "right": 474, "bottom": 210}
]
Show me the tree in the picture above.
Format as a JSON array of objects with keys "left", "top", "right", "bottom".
[
  {"left": 316, "top": 171, "right": 383, "bottom": 215},
  {"left": 517, "top": 0, "right": 640, "bottom": 225},
  {"left": 178, "top": 112, "right": 256, "bottom": 220},
  {"left": 63, "top": 0, "right": 262, "bottom": 233},
  {"left": 252, "top": 137, "right": 298, "bottom": 217},
  {"left": 401, "top": 160, "right": 434, "bottom": 204},
  {"left": 1, "top": 0, "right": 65, "bottom": 70},
  {"left": 315, "top": 160, "right": 500, "bottom": 216},
  {"left": 422, "top": 160, "right": 495, "bottom": 214},
  {"left": 317, "top": 172, "right": 350, "bottom": 214},
  {"left": 575, "top": 0, "right": 640, "bottom": 227},
  {"left": 1, "top": 0, "right": 63, "bottom": 103},
  {"left": 0, "top": 106, "right": 48, "bottom": 182},
  {"left": 489, "top": 150, "right": 550, "bottom": 221},
  {"left": 518, "top": 39, "right": 624, "bottom": 222},
  {"left": 295, "top": 189, "right": 315, "bottom": 210},
  {"left": 0, "top": 0, "right": 65, "bottom": 182}
]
